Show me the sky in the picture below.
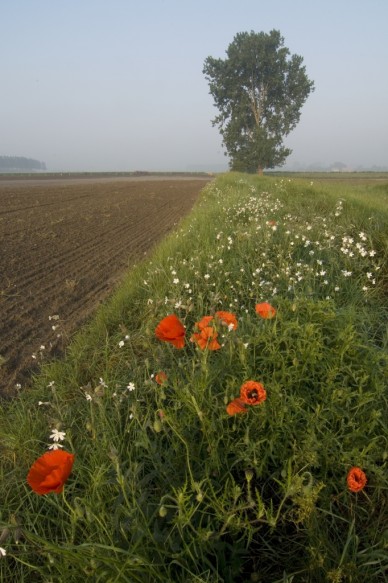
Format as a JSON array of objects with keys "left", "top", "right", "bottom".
[{"left": 1, "top": 0, "right": 388, "bottom": 172}]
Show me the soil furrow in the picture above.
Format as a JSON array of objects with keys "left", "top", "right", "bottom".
[{"left": 0, "top": 177, "right": 210, "bottom": 396}]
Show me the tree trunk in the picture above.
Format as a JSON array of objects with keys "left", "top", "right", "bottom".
[{"left": 257, "top": 165, "right": 264, "bottom": 176}]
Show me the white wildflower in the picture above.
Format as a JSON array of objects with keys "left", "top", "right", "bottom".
[
  {"left": 48, "top": 443, "right": 64, "bottom": 450},
  {"left": 50, "top": 429, "right": 66, "bottom": 442}
]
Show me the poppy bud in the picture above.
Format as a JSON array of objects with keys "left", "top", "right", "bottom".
[
  {"left": 153, "top": 419, "right": 163, "bottom": 433},
  {"left": 245, "top": 469, "right": 254, "bottom": 483}
]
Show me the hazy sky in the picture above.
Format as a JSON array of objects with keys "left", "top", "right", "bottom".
[{"left": 1, "top": 0, "right": 388, "bottom": 171}]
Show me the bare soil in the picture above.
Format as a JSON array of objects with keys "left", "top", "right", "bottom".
[{"left": 0, "top": 177, "right": 210, "bottom": 396}]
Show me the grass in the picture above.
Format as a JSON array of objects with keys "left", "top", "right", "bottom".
[{"left": 0, "top": 173, "right": 387, "bottom": 582}]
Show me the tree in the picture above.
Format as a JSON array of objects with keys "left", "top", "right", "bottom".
[{"left": 203, "top": 30, "right": 314, "bottom": 174}]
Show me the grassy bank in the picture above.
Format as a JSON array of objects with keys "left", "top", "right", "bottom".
[{"left": 1, "top": 174, "right": 387, "bottom": 582}]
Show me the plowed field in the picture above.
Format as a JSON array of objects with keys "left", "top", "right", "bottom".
[{"left": 0, "top": 177, "right": 210, "bottom": 396}]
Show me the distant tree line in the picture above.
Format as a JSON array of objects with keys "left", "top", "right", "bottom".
[{"left": 0, "top": 156, "right": 46, "bottom": 171}]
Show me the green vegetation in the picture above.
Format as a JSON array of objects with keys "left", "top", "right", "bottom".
[
  {"left": 203, "top": 31, "right": 314, "bottom": 173},
  {"left": 0, "top": 174, "right": 387, "bottom": 582}
]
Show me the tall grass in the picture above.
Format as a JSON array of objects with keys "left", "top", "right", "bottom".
[{"left": 1, "top": 174, "right": 387, "bottom": 582}]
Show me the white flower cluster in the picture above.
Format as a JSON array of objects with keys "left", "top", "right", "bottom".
[
  {"left": 137, "top": 179, "right": 382, "bottom": 318},
  {"left": 48, "top": 428, "right": 66, "bottom": 450}
]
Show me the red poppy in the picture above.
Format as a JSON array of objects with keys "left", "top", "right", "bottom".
[
  {"left": 255, "top": 302, "right": 276, "bottom": 319},
  {"left": 155, "top": 371, "right": 167, "bottom": 385},
  {"left": 27, "top": 450, "right": 75, "bottom": 495},
  {"left": 347, "top": 467, "right": 367, "bottom": 492},
  {"left": 215, "top": 311, "right": 238, "bottom": 330},
  {"left": 191, "top": 326, "right": 221, "bottom": 350},
  {"left": 155, "top": 314, "right": 185, "bottom": 349},
  {"left": 196, "top": 315, "right": 214, "bottom": 330},
  {"left": 240, "top": 381, "right": 267, "bottom": 405},
  {"left": 226, "top": 398, "right": 248, "bottom": 416}
]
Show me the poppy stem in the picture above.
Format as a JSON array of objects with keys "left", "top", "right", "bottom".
[
  {"left": 61, "top": 488, "right": 77, "bottom": 544},
  {"left": 61, "top": 487, "right": 74, "bottom": 514},
  {"left": 165, "top": 418, "right": 196, "bottom": 489}
]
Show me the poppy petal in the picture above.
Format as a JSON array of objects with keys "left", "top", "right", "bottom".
[
  {"left": 155, "top": 314, "right": 185, "bottom": 348},
  {"left": 191, "top": 326, "right": 221, "bottom": 350},
  {"left": 347, "top": 467, "right": 367, "bottom": 492},
  {"left": 155, "top": 371, "right": 168, "bottom": 385},
  {"left": 255, "top": 302, "right": 276, "bottom": 319},
  {"left": 27, "top": 450, "right": 75, "bottom": 495},
  {"left": 240, "top": 381, "right": 267, "bottom": 405},
  {"left": 196, "top": 316, "right": 214, "bottom": 330},
  {"left": 226, "top": 398, "right": 248, "bottom": 416},
  {"left": 215, "top": 311, "right": 238, "bottom": 330}
]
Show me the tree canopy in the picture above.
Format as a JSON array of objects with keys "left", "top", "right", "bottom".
[{"left": 203, "top": 30, "right": 314, "bottom": 174}]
